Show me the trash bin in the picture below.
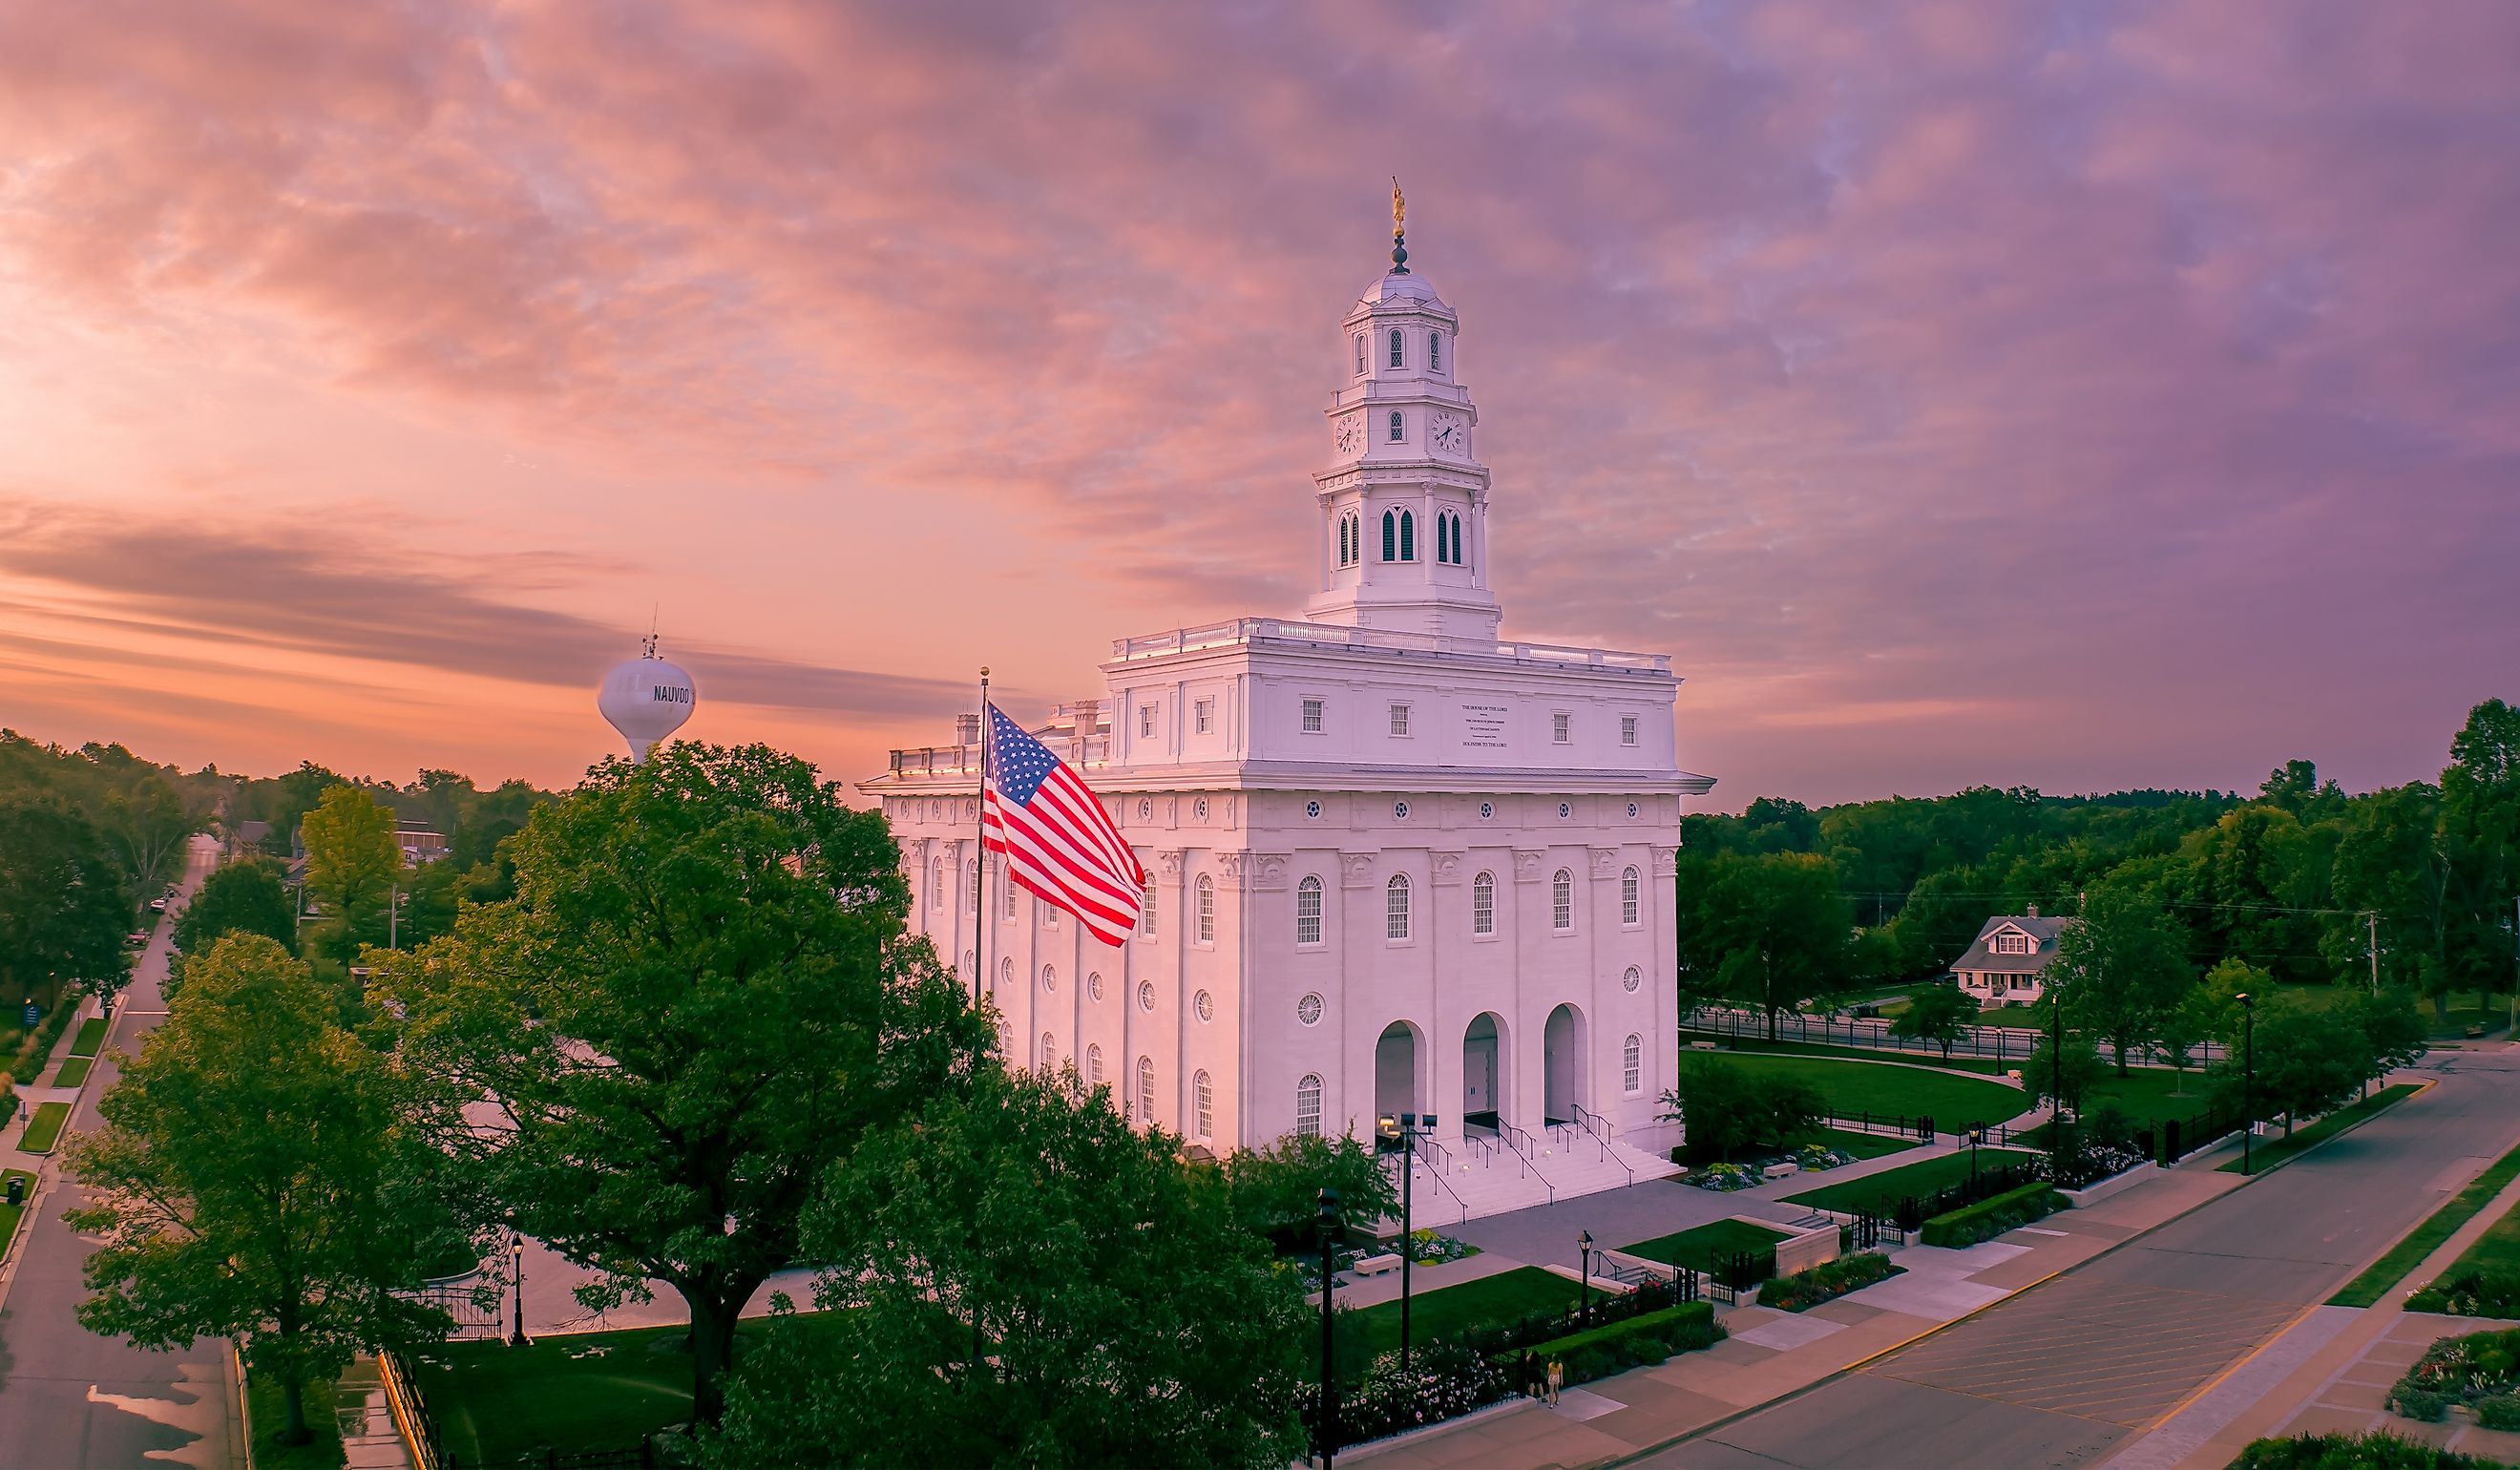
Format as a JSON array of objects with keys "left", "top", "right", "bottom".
[{"left": 6, "top": 1175, "right": 23, "bottom": 1208}]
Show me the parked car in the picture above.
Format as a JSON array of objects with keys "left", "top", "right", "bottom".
[
  {"left": 148, "top": 897, "right": 169, "bottom": 913},
  {"left": 126, "top": 932, "right": 149, "bottom": 948}
]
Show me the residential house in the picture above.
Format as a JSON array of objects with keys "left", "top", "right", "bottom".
[{"left": 1950, "top": 906, "right": 2075, "bottom": 1004}]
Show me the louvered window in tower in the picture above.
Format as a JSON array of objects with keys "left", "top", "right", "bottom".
[
  {"left": 1389, "top": 328, "right": 1404, "bottom": 368},
  {"left": 1381, "top": 509, "right": 1397, "bottom": 561},
  {"left": 1398, "top": 510, "right": 1415, "bottom": 561}
]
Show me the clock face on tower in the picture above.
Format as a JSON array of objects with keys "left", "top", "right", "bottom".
[
  {"left": 1432, "top": 416, "right": 1463, "bottom": 455},
  {"left": 1334, "top": 413, "right": 1365, "bottom": 456}
]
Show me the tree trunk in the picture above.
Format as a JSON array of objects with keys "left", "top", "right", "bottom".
[
  {"left": 282, "top": 1369, "right": 310, "bottom": 1446},
  {"left": 682, "top": 1281, "right": 755, "bottom": 1429}
]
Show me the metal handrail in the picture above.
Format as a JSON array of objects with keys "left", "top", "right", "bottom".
[
  {"left": 1499, "top": 1123, "right": 1556, "bottom": 1204},
  {"left": 1413, "top": 1134, "right": 1450, "bottom": 1176},
  {"left": 1404, "top": 1137, "right": 1469, "bottom": 1226}
]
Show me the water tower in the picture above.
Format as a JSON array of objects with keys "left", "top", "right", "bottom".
[{"left": 598, "top": 634, "right": 697, "bottom": 763}]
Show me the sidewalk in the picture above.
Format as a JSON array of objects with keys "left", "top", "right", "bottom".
[
  {"left": 2101, "top": 1158, "right": 2520, "bottom": 1469},
  {"left": 1349, "top": 1162, "right": 2242, "bottom": 1466},
  {"left": 0, "top": 992, "right": 107, "bottom": 1290}
]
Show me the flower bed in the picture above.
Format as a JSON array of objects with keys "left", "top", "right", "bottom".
[
  {"left": 1511, "top": 1303, "right": 1722, "bottom": 1388},
  {"left": 1406, "top": 1228, "right": 1479, "bottom": 1264},
  {"left": 2390, "top": 1325, "right": 2520, "bottom": 1423},
  {"left": 2236, "top": 1430, "right": 2502, "bottom": 1468},
  {"left": 1685, "top": 1161, "right": 1758, "bottom": 1192},
  {"left": 2406, "top": 1270, "right": 2520, "bottom": 1320},
  {"left": 1756, "top": 1250, "right": 1900, "bottom": 1312}
]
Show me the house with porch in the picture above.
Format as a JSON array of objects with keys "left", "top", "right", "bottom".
[{"left": 1951, "top": 907, "right": 2074, "bottom": 1004}]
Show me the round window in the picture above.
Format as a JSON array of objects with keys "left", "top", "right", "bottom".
[
  {"left": 1194, "top": 797, "right": 1209, "bottom": 820},
  {"left": 1088, "top": 972, "right": 1105, "bottom": 1001},
  {"left": 1628, "top": 801, "right": 1640, "bottom": 818},
  {"left": 1393, "top": 800, "right": 1410, "bottom": 820},
  {"left": 1297, "top": 993, "right": 1324, "bottom": 1026},
  {"left": 1040, "top": 966, "right": 1056, "bottom": 994},
  {"left": 1559, "top": 802, "right": 1573, "bottom": 819},
  {"left": 1138, "top": 979, "right": 1157, "bottom": 1013},
  {"left": 1623, "top": 966, "right": 1643, "bottom": 993},
  {"left": 1480, "top": 802, "right": 1495, "bottom": 820},
  {"left": 1194, "top": 989, "right": 1215, "bottom": 1022},
  {"left": 1137, "top": 799, "right": 1151, "bottom": 820},
  {"left": 1306, "top": 800, "right": 1322, "bottom": 819}
]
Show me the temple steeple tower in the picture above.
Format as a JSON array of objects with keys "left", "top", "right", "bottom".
[{"left": 1304, "top": 191, "right": 1502, "bottom": 642}]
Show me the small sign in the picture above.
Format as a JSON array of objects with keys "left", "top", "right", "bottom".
[{"left": 21, "top": 1001, "right": 37, "bottom": 1027}]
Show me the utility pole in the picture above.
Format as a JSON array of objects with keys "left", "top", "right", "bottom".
[{"left": 2367, "top": 911, "right": 2380, "bottom": 993}]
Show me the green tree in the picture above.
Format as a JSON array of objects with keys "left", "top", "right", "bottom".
[
  {"left": 1222, "top": 1133, "right": 1397, "bottom": 1253},
  {"left": 704, "top": 1065, "right": 1308, "bottom": 1469},
  {"left": 2171, "top": 804, "right": 2330, "bottom": 986},
  {"left": 1889, "top": 982, "right": 1977, "bottom": 1060},
  {"left": 2440, "top": 700, "right": 2520, "bottom": 1007},
  {"left": 1674, "top": 851, "right": 1856, "bottom": 1040},
  {"left": 172, "top": 858, "right": 297, "bottom": 960},
  {"left": 1658, "top": 1056, "right": 1825, "bottom": 1162},
  {"left": 2342, "top": 987, "right": 2429, "bottom": 1084},
  {"left": 65, "top": 934, "right": 456, "bottom": 1445},
  {"left": 300, "top": 784, "right": 402, "bottom": 963},
  {"left": 2051, "top": 884, "right": 2194, "bottom": 1070},
  {"left": 2026, "top": 1023, "right": 2109, "bottom": 1114},
  {"left": 2218, "top": 998, "right": 2367, "bottom": 1137},
  {"left": 0, "top": 799, "right": 133, "bottom": 1014},
  {"left": 101, "top": 773, "right": 197, "bottom": 889},
  {"left": 2322, "top": 785, "right": 2452, "bottom": 1010},
  {"left": 376, "top": 743, "right": 991, "bottom": 1429}
]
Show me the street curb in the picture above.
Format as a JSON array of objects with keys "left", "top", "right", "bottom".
[{"left": 2212, "top": 1079, "right": 2432, "bottom": 1183}]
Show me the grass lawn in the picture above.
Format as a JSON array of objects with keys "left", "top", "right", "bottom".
[
  {"left": 1782, "top": 1147, "right": 2042, "bottom": 1215},
  {"left": 2437, "top": 1182, "right": 2520, "bottom": 1280},
  {"left": 2331, "top": 1139, "right": 2520, "bottom": 1307},
  {"left": 1620, "top": 1218, "right": 1791, "bottom": 1272},
  {"left": 1349, "top": 1266, "right": 1584, "bottom": 1358},
  {"left": 67, "top": 1017, "right": 107, "bottom": 1059},
  {"left": 0, "top": 1168, "right": 34, "bottom": 1250},
  {"left": 17, "top": 1101, "right": 70, "bottom": 1155},
  {"left": 1814, "top": 1127, "right": 1920, "bottom": 1161},
  {"left": 2220, "top": 1084, "right": 2421, "bottom": 1175},
  {"left": 2080, "top": 1065, "right": 2218, "bottom": 1131},
  {"left": 247, "top": 1371, "right": 344, "bottom": 1470},
  {"left": 1698, "top": 1053, "right": 2027, "bottom": 1131},
  {"left": 51, "top": 1055, "right": 93, "bottom": 1090},
  {"left": 1679, "top": 1033, "right": 2013, "bottom": 1076}
]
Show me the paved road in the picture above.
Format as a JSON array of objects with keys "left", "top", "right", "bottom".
[
  {"left": 0, "top": 836, "right": 241, "bottom": 1470},
  {"left": 1639, "top": 1047, "right": 2520, "bottom": 1470}
]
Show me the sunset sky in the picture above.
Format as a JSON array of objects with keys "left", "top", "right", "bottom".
[{"left": 3, "top": 1, "right": 2513, "bottom": 809}]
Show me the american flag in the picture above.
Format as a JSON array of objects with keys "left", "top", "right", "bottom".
[{"left": 981, "top": 703, "right": 1145, "bottom": 947}]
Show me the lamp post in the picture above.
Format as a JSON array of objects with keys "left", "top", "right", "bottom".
[
  {"left": 2237, "top": 993, "right": 2257, "bottom": 1177},
  {"left": 1578, "top": 1230, "right": 1595, "bottom": 1327},
  {"left": 1970, "top": 1124, "right": 1984, "bottom": 1188},
  {"left": 1377, "top": 1112, "right": 1437, "bottom": 1376},
  {"left": 2048, "top": 986, "right": 2069, "bottom": 1173},
  {"left": 1317, "top": 1188, "right": 1341, "bottom": 1470},
  {"left": 508, "top": 1231, "right": 530, "bottom": 1347}
]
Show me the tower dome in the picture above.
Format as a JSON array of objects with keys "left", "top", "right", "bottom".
[{"left": 598, "top": 635, "right": 697, "bottom": 763}]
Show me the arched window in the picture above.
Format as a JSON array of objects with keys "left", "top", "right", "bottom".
[
  {"left": 1297, "top": 1074, "right": 1324, "bottom": 1137},
  {"left": 1552, "top": 869, "right": 1574, "bottom": 931},
  {"left": 1389, "top": 328, "right": 1404, "bottom": 368},
  {"left": 970, "top": 862, "right": 981, "bottom": 912},
  {"left": 1296, "top": 875, "right": 1324, "bottom": 945},
  {"left": 1337, "top": 515, "right": 1351, "bottom": 567},
  {"left": 962, "top": 949, "right": 975, "bottom": 977},
  {"left": 1040, "top": 964, "right": 1056, "bottom": 994},
  {"left": 1381, "top": 509, "right": 1397, "bottom": 561},
  {"left": 1139, "top": 870, "right": 1156, "bottom": 935},
  {"left": 1137, "top": 1056, "right": 1156, "bottom": 1122},
  {"left": 998, "top": 957, "right": 1013, "bottom": 990},
  {"left": 1196, "top": 873, "right": 1215, "bottom": 943},
  {"left": 1398, "top": 510, "right": 1416, "bottom": 561},
  {"left": 1449, "top": 514, "right": 1464, "bottom": 566},
  {"left": 929, "top": 859, "right": 942, "bottom": 907},
  {"left": 1087, "top": 1043, "right": 1104, "bottom": 1086},
  {"left": 1388, "top": 410, "right": 1404, "bottom": 443},
  {"left": 1351, "top": 513, "right": 1362, "bottom": 566},
  {"left": 996, "top": 1019, "right": 1012, "bottom": 1057},
  {"left": 1193, "top": 1069, "right": 1215, "bottom": 1138},
  {"left": 1386, "top": 873, "right": 1412, "bottom": 940},
  {"left": 1354, "top": 333, "right": 1366, "bottom": 374},
  {"left": 1429, "top": 331, "right": 1441, "bottom": 371},
  {"left": 1040, "top": 1031, "right": 1057, "bottom": 1070},
  {"left": 1473, "top": 872, "right": 1496, "bottom": 934},
  {"left": 1624, "top": 1034, "right": 1644, "bottom": 1094},
  {"left": 1622, "top": 866, "right": 1641, "bottom": 925},
  {"left": 1004, "top": 878, "right": 1016, "bottom": 919}
]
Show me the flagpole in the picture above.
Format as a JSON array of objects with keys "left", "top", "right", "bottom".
[{"left": 974, "top": 667, "right": 990, "bottom": 1010}]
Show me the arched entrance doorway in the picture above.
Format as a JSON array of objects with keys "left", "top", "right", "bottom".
[
  {"left": 1461, "top": 1012, "right": 1506, "bottom": 1132},
  {"left": 1374, "top": 1021, "right": 1420, "bottom": 1146},
  {"left": 1543, "top": 1002, "right": 1586, "bottom": 1125}
]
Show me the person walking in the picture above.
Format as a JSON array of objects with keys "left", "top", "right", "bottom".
[{"left": 1545, "top": 1356, "right": 1564, "bottom": 1406}]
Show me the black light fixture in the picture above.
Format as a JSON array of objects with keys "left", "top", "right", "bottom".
[
  {"left": 1578, "top": 1229, "right": 1595, "bottom": 1327},
  {"left": 2237, "top": 993, "right": 2257, "bottom": 1176},
  {"left": 509, "top": 1232, "right": 530, "bottom": 1347},
  {"left": 1317, "top": 1187, "right": 1341, "bottom": 1469}
]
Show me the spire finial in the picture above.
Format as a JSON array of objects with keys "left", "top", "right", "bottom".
[{"left": 1389, "top": 176, "right": 1410, "bottom": 274}]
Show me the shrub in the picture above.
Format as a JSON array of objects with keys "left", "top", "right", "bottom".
[
  {"left": 1921, "top": 1183, "right": 2066, "bottom": 1248},
  {"left": 1757, "top": 1251, "right": 1900, "bottom": 1312},
  {"left": 1296, "top": 1337, "right": 1507, "bottom": 1450},
  {"left": 2390, "top": 1386, "right": 2448, "bottom": 1422},
  {"left": 1513, "top": 1304, "right": 1722, "bottom": 1387},
  {"left": 1687, "top": 1161, "right": 1756, "bottom": 1192},
  {"left": 2397, "top": 1325, "right": 2520, "bottom": 1415},
  {"left": 2476, "top": 1395, "right": 2520, "bottom": 1431},
  {"left": 2236, "top": 1431, "right": 2500, "bottom": 1468},
  {"left": 2406, "top": 1270, "right": 2520, "bottom": 1320}
]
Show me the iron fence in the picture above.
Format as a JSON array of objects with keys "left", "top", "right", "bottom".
[{"left": 1682, "top": 1005, "right": 2227, "bottom": 1068}]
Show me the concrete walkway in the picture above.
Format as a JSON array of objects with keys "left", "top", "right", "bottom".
[{"left": 1346, "top": 1163, "right": 2241, "bottom": 1467}]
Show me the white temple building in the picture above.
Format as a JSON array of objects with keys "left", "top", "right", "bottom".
[{"left": 860, "top": 219, "right": 1713, "bottom": 1220}]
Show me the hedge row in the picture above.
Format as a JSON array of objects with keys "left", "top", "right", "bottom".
[
  {"left": 2237, "top": 1430, "right": 2503, "bottom": 1468},
  {"left": 1920, "top": 1182, "right": 2065, "bottom": 1248},
  {"left": 1509, "top": 1303, "right": 1722, "bottom": 1389}
]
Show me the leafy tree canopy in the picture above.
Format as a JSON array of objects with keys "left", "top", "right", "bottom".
[
  {"left": 1222, "top": 1132, "right": 1397, "bottom": 1251},
  {"left": 1675, "top": 851, "right": 1855, "bottom": 1039},
  {"left": 1890, "top": 982, "right": 1979, "bottom": 1059}
]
